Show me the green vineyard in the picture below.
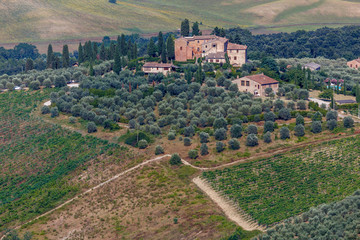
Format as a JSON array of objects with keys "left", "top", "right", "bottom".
[{"left": 203, "top": 137, "right": 360, "bottom": 225}]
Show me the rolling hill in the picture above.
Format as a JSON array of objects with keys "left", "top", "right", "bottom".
[{"left": 1, "top": 0, "right": 360, "bottom": 43}]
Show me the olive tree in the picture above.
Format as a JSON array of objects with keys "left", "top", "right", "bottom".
[
  {"left": 228, "top": 138, "right": 240, "bottom": 150},
  {"left": 343, "top": 116, "right": 354, "bottom": 128},
  {"left": 200, "top": 143, "right": 209, "bottom": 155},
  {"left": 263, "top": 131, "right": 272, "bottom": 143},
  {"left": 327, "top": 119, "right": 337, "bottom": 130},
  {"left": 247, "top": 124, "right": 258, "bottom": 135},
  {"left": 199, "top": 132, "right": 209, "bottom": 143},
  {"left": 264, "top": 121, "right": 274, "bottom": 133},
  {"left": 138, "top": 139, "right": 148, "bottom": 149},
  {"left": 87, "top": 121, "right": 97, "bottom": 133},
  {"left": 294, "top": 124, "right": 305, "bottom": 137},
  {"left": 311, "top": 121, "right": 322, "bottom": 133},
  {"left": 170, "top": 154, "right": 182, "bottom": 165},
  {"left": 214, "top": 128, "right": 227, "bottom": 140},
  {"left": 280, "top": 126, "right": 290, "bottom": 139},
  {"left": 230, "top": 124, "right": 242, "bottom": 138},
  {"left": 296, "top": 114, "right": 304, "bottom": 125},
  {"left": 216, "top": 141, "right": 226, "bottom": 152},
  {"left": 246, "top": 134, "right": 258, "bottom": 147},
  {"left": 188, "top": 149, "right": 198, "bottom": 159}
]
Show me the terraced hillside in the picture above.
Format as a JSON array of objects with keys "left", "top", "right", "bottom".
[{"left": 1, "top": 0, "right": 360, "bottom": 43}]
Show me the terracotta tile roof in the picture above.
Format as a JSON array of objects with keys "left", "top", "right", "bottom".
[
  {"left": 242, "top": 74, "right": 279, "bottom": 85},
  {"left": 227, "top": 43, "right": 247, "bottom": 50},
  {"left": 349, "top": 58, "right": 360, "bottom": 63},
  {"left": 206, "top": 52, "right": 225, "bottom": 59},
  {"left": 143, "top": 62, "right": 174, "bottom": 68}
]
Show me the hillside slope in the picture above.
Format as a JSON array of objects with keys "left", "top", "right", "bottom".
[{"left": 1, "top": 0, "right": 360, "bottom": 43}]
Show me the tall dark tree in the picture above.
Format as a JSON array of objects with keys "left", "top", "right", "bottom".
[
  {"left": 127, "top": 39, "right": 133, "bottom": 59},
  {"left": 108, "top": 42, "right": 116, "bottom": 59},
  {"left": 113, "top": 49, "right": 122, "bottom": 74},
  {"left": 100, "top": 43, "right": 106, "bottom": 60},
  {"left": 78, "top": 43, "right": 84, "bottom": 63},
  {"left": 166, "top": 35, "right": 175, "bottom": 60},
  {"left": 161, "top": 42, "right": 167, "bottom": 63},
  {"left": 25, "top": 58, "right": 34, "bottom": 72},
  {"left": 181, "top": 19, "right": 190, "bottom": 37},
  {"left": 93, "top": 42, "right": 98, "bottom": 60},
  {"left": 192, "top": 21, "right": 200, "bottom": 36},
  {"left": 46, "top": 44, "right": 53, "bottom": 68},
  {"left": 117, "top": 35, "right": 121, "bottom": 55},
  {"left": 62, "top": 45, "right": 70, "bottom": 68},
  {"left": 120, "top": 34, "right": 127, "bottom": 56},
  {"left": 158, "top": 31, "right": 163, "bottom": 56},
  {"left": 148, "top": 38, "right": 156, "bottom": 57},
  {"left": 133, "top": 42, "right": 138, "bottom": 59}
]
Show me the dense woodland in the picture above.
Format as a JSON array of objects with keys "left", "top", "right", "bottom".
[{"left": 214, "top": 26, "right": 360, "bottom": 61}]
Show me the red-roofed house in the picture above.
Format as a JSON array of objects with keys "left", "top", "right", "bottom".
[
  {"left": 347, "top": 58, "right": 360, "bottom": 69},
  {"left": 142, "top": 62, "right": 176, "bottom": 75},
  {"left": 232, "top": 74, "right": 279, "bottom": 96}
]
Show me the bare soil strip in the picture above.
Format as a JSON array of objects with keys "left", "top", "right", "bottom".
[{"left": 193, "top": 177, "right": 265, "bottom": 231}]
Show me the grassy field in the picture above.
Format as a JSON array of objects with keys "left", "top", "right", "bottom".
[
  {"left": 1, "top": 0, "right": 360, "bottom": 43},
  {"left": 0, "top": 90, "right": 131, "bottom": 233},
  {"left": 203, "top": 136, "right": 360, "bottom": 226}
]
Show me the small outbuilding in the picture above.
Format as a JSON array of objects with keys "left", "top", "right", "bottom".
[
  {"left": 304, "top": 62, "right": 321, "bottom": 71},
  {"left": 142, "top": 62, "right": 176, "bottom": 75},
  {"left": 205, "top": 52, "right": 226, "bottom": 64}
]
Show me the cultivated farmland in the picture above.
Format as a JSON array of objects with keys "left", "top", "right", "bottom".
[{"left": 203, "top": 136, "right": 360, "bottom": 226}]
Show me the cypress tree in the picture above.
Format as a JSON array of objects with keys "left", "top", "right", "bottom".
[
  {"left": 158, "top": 31, "right": 163, "bottom": 56},
  {"left": 46, "top": 44, "right": 53, "bottom": 68},
  {"left": 343, "top": 79, "right": 346, "bottom": 95},
  {"left": 113, "top": 50, "right": 121, "bottom": 74},
  {"left": 181, "top": 19, "right": 190, "bottom": 36},
  {"left": 120, "top": 34, "right": 127, "bottom": 56},
  {"left": 148, "top": 38, "right": 156, "bottom": 57},
  {"left": 133, "top": 42, "right": 138, "bottom": 59},
  {"left": 356, "top": 83, "right": 360, "bottom": 103},
  {"left": 78, "top": 43, "right": 84, "bottom": 63},
  {"left": 117, "top": 35, "right": 121, "bottom": 55},
  {"left": 161, "top": 42, "right": 167, "bottom": 63},
  {"left": 127, "top": 39, "right": 132, "bottom": 59},
  {"left": 62, "top": 45, "right": 70, "bottom": 68},
  {"left": 89, "top": 64, "right": 94, "bottom": 76},
  {"left": 109, "top": 42, "right": 116, "bottom": 59},
  {"left": 100, "top": 43, "right": 106, "bottom": 60},
  {"left": 166, "top": 35, "right": 175, "bottom": 60},
  {"left": 93, "top": 42, "right": 98, "bottom": 60},
  {"left": 192, "top": 21, "right": 200, "bottom": 36}
]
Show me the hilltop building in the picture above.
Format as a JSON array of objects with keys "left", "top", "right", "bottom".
[
  {"left": 347, "top": 58, "right": 360, "bottom": 69},
  {"left": 232, "top": 74, "right": 279, "bottom": 96},
  {"left": 175, "top": 35, "right": 247, "bottom": 67}
]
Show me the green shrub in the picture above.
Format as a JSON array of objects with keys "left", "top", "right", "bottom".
[
  {"left": 263, "top": 131, "right": 272, "bottom": 143},
  {"left": 138, "top": 139, "right": 148, "bottom": 149},
  {"left": 188, "top": 149, "right": 198, "bottom": 159},
  {"left": 230, "top": 124, "right": 242, "bottom": 138},
  {"left": 184, "top": 137, "right": 191, "bottom": 146},
  {"left": 247, "top": 124, "right": 258, "bottom": 135},
  {"left": 170, "top": 154, "right": 182, "bottom": 165},
  {"left": 246, "top": 134, "right": 258, "bottom": 147},
  {"left": 41, "top": 105, "right": 50, "bottom": 114},
  {"left": 216, "top": 142, "right": 226, "bottom": 152},
  {"left": 280, "top": 127, "right": 290, "bottom": 139},
  {"left": 294, "top": 124, "right": 305, "bottom": 137},
  {"left": 343, "top": 116, "right": 354, "bottom": 128},
  {"left": 87, "top": 121, "right": 97, "bottom": 133},
  {"left": 69, "top": 116, "right": 76, "bottom": 124},
  {"left": 311, "top": 121, "right": 322, "bottom": 133},
  {"left": 50, "top": 107, "right": 59, "bottom": 118},
  {"left": 155, "top": 145, "right": 164, "bottom": 155},
  {"left": 228, "top": 138, "right": 240, "bottom": 150},
  {"left": 215, "top": 128, "right": 227, "bottom": 140},
  {"left": 327, "top": 119, "right": 337, "bottom": 130},
  {"left": 200, "top": 143, "right": 209, "bottom": 155},
  {"left": 168, "top": 132, "right": 176, "bottom": 140}
]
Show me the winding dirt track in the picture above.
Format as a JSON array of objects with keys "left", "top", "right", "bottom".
[{"left": 2, "top": 130, "right": 359, "bottom": 238}]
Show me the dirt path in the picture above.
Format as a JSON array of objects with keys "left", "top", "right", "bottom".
[
  {"left": 193, "top": 177, "right": 265, "bottom": 231},
  {"left": 3, "top": 131, "right": 360, "bottom": 238}
]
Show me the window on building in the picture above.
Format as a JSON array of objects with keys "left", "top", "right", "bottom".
[
  {"left": 241, "top": 80, "right": 245, "bottom": 86},
  {"left": 258, "top": 85, "right": 260, "bottom": 89},
  {"left": 210, "top": 60, "right": 213, "bottom": 63},
  {"left": 229, "top": 57, "right": 231, "bottom": 60},
  {"left": 180, "top": 47, "right": 183, "bottom": 50},
  {"left": 246, "top": 81, "right": 250, "bottom": 86},
  {"left": 197, "top": 40, "right": 199, "bottom": 43},
  {"left": 213, "top": 44, "right": 216, "bottom": 48},
  {"left": 237, "top": 50, "right": 239, "bottom": 53},
  {"left": 157, "top": 67, "right": 159, "bottom": 70},
  {"left": 216, "top": 59, "right": 219, "bottom": 63},
  {"left": 164, "top": 67, "right": 169, "bottom": 70},
  {"left": 234, "top": 56, "right": 237, "bottom": 60},
  {"left": 197, "top": 47, "right": 200, "bottom": 51}
]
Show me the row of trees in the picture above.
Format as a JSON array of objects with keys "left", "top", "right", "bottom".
[
  {"left": 147, "top": 32, "right": 175, "bottom": 62},
  {"left": 180, "top": 19, "right": 202, "bottom": 37}
]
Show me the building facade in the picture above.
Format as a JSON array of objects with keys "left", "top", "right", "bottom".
[
  {"left": 347, "top": 58, "right": 360, "bottom": 69},
  {"left": 232, "top": 74, "right": 279, "bottom": 96},
  {"left": 142, "top": 62, "right": 175, "bottom": 75},
  {"left": 175, "top": 35, "right": 247, "bottom": 67}
]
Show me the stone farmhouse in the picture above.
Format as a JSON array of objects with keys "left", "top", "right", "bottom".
[
  {"left": 175, "top": 35, "right": 247, "bottom": 67},
  {"left": 347, "top": 58, "right": 360, "bottom": 69},
  {"left": 232, "top": 74, "right": 279, "bottom": 97},
  {"left": 142, "top": 62, "right": 176, "bottom": 75}
]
